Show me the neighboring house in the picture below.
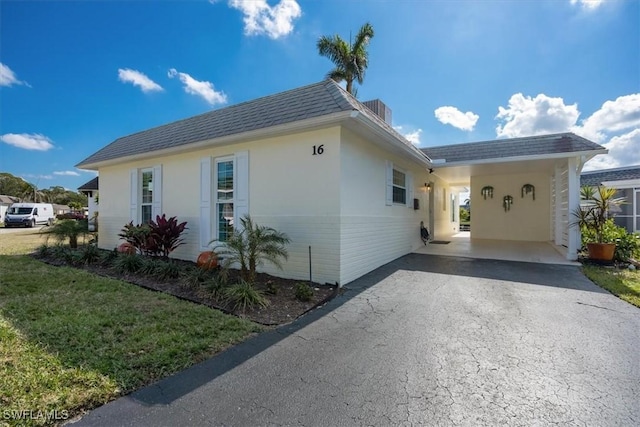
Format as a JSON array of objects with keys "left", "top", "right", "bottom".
[
  {"left": 78, "top": 177, "right": 99, "bottom": 231},
  {"left": 0, "top": 195, "right": 20, "bottom": 223},
  {"left": 77, "top": 80, "right": 606, "bottom": 286},
  {"left": 52, "top": 204, "right": 71, "bottom": 215},
  {"left": 581, "top": 165, "right": 640, "bottom": 233}
]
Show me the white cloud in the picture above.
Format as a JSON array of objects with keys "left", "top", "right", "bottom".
[
  {"left": 573, "top": 93, "right": 640, "bottom": 142},
  {"left": 24, "top": 174, "right": 53, "bottom": 180},
  {"left": 584, "top": 128, "right": 640, "bottom": 171},
  {"left": 570, "top": 0, "right": 606, "bottom": 11},
  {"left": 495, "top": 93, "right": 580, "bottom": 138},
  {"left": 168, "top": 68, "right": 227, "bottom": 106},
  {"left": 1, "top": 133, "right": 54, "bottom": 151},
  {"left": 394, "top": 125, "right": 422, "bottom": 146},
  {"left": 53, "top": 170, "right": 80, "bottom": 176},
  {"left": 118, "top": 68, "right": 163, "bottom": 93},
  {"left": 228, "top": 0, "right": 301, "bottom": 39},
  {"left": 434, "top": 106, "right": 479, "bottom": 131},
  {"left": 0, "top": 63, "right": 30, "bottom": 87}
]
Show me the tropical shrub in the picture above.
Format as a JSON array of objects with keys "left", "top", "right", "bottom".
[
  {"left": 148, "top": 214, "right": 188, "bottom": 258},
  {"left": 211, "top": 215, "right": 290, "bottom": 284},
  {"left": 35, "top": 244, "right": 50, "bottom": 258},
  {"left": 573, "top": 186, "right": 625, "bottom": 244},
  {"left": 99, "top": 248, "right": 119, "bottom": 267},
  {"left": 294, "top": 282, "right": 314, "bottom": 302},
  {"left": 43, "top": 219, "right": 88, "bottom": 249},
  {"left": 118, "top": 222, "right": 153, "bottom": 255},
  {"left": 223, "top": 280, "right": 269, "bottom": 312},
  {"left": 182, "top": 266, "right": 214, "bottom": 289},
  {"left": 118, "top": 215, "right": 187, "bottom": 257}
]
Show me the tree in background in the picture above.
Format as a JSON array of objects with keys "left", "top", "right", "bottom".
[
  {"left": 0, "top": 172, "right": 87, "bottom": 206},
  {"left": 317, "top": 22, "right": 374, "bottom": 95}
]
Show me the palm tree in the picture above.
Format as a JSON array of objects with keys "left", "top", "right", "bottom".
[
  {"left": 211, "top": 215, "right": 290, "bottom": 284},
  {"left": 317, "top": 22, "right": 375, "bottom": 95}
]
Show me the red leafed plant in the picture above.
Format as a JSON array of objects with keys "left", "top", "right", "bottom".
[
  {"left": 148, "top": 214, "right": 188, "bottom": 258},
  {"left": 119, "top": 215, "right": 188, "bottom": 257}
]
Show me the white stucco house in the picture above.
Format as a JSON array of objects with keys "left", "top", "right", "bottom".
[{"left": 76, "top": 80, "right": 606, "bottom": 286}]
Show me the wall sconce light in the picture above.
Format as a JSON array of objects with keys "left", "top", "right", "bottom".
[{"left": 425, "top": 182, "right": 431, "bottom": 191}]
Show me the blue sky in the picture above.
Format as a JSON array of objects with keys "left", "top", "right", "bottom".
[{"left": 1, "top": 0, "right": 638, "bottom": 191}]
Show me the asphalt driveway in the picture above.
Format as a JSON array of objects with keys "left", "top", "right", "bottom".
[{"left": 77, "top": 254, "right": 640, "bottom": 426}]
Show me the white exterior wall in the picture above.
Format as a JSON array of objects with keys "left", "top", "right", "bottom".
[
  {"left": 339, "top": 128, "right": 432, "bottom": 285},
  {"left": 471, "top": 172, "right": 551, "bottom": 241},
  {"left": 97, "top": 127, "right": 342, "bottom": 285}
]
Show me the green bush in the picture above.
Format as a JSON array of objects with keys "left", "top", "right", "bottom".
[
  {"left": 113, "top": 254, "right": 144, "bottom": 274},
  {"left": 154, "top": 260, "right": 182, "bottom": 280},
  {"left": 99, "top": 249, "right": 119, "bottom": 267},
  {"left": 224, "top": 280, "right": 269, "bottom": 312},
  {"left": 205, "top": 275, "right": 227, "bottom": 298},
  {"left": 35, "top": 244, "right": 50, "bottom": 258},
  {"left": 50, "top": 244, "right": 70, "bottom": 261},
  {"left": 614, "top": 232, "right": 640, "bottom": 261},
  {"left": 77, "top": 244, "right": 101, "bottom": 265},
  {"left": 294, "top": 282, "right": 314, "bottom": 302},
  {"left": 182, "top": 266, "right": 214, "bottom": 289}
]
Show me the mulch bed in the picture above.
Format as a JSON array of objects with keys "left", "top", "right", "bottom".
[{"left": 34, "top": 255, "right": 337, "bottom": 326}]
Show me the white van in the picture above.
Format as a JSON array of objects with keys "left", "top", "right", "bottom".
[{"left": 4, "top": 203, "right": 55, "bottom": 228}]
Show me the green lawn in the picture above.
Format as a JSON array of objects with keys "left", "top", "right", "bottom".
[
  {"left": 583, "top": 265, "right": 640, "bottom": 308},
  {"left": 0, "top": 231, "right": 261, "bottom": 426}
]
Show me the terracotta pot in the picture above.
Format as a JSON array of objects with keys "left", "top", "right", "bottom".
[
  {"left": 117, "top": 242, "right": 136, "bottom": 255},
  {"left": 586, "top": 243, "right": 616, "bottom": 261},
  {"left": 197, "top": 251, "right": 218, "bottom": 270}
]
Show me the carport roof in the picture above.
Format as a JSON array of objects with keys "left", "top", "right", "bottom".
[
  {"left": 422, "top": 133, "right": 605, "bottom": 165},
  {"left": 581, "top": 165, "right": 640, "bottom": 187}
]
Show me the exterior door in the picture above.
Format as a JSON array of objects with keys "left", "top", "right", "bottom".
[{"left": 428, "top": 182, "right": 435, "bottom": 239}]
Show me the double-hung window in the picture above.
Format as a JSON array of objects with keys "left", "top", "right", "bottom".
[
  {"left": 392, "top": 169, "right": 407, "bottom": 204},
  {"left": 141, "top": 168, "right": 153, "bottom": 224},
  {"left": 215, "top": 157, "right": 234, "bottom": 242},
  {"left": 385, "top": 160, "right": 413, "bottom": 207}
]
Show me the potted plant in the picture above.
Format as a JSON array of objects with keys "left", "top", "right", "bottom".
[{"left": 572, "top": 186, "right": 625, "bottom": 261}]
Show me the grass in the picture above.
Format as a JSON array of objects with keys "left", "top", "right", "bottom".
[
  {"left": 583, "top": 265, "right": 640, "bottom": 308},
  {"left": 0, "top": 231, "right": 261, "bottom": 426}
]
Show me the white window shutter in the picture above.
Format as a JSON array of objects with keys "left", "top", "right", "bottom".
[
  {"left": 234, "top": 151, "right": 249, "bottom": 230},
  {"left": 129, "top": 168, "right": 138, "bottom": 223},
  {"left": 199, "top": 157, "right": 212, "bottom": 250},
  {"left": 152, "top": 164, "right": 162, "bottom": 220},
  {"left": 407, "top": 172, "right": 414, "bottom": 208},
  {"left": 385, "top": 160, "right": 393, "bottom": 206}
]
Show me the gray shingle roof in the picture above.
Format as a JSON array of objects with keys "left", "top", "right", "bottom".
[
  {"left": 0, "top": 195, "right": 19, "bottom": 204},
  {"left": 76, "top": 79, "right": 422, "bottom": 167},
  {"left": 422, "top": 133, "right": 605, "bottom": 164},
  {"left": 78, "top": 177, "right": 98, "bottom": 191},
  {"left": 581, "top": 165, "right": 640, "bottom": 187}
]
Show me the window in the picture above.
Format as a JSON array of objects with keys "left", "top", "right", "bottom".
[
  {"left": 141, "top": 169, "right": 153, "bottom": 223},
  {"left": 392, "top": 169, "right": 406, "bottom": 204},
  {"left": 216, "top": 158, "right": 234, "bottom": 242}
]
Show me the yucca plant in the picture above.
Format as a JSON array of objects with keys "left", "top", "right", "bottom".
[
  {"left": 223, "top": 280, "right": 269, "bottom": 312},
  {"left": 573, "top": 186, "right": 625, "bottom": 244},
  {"left": 211, "top": 215, "right": 290, "bottom": 284}
]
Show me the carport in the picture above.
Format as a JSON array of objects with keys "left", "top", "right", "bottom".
[{"left": 421, "top": 133, "right": 607, "bottom": 261}]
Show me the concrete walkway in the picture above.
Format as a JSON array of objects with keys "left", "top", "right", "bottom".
[{"left": 76, "top": 254, "right": 640, "bottom": 426}]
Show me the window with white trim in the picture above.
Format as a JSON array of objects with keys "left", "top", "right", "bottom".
[
  {"left": 141, "top": 168, "right": 153, "bottom": 223},
  {"left": 392, "top": 168, "right": 407, "bottom": 204},
  {"left": 215, "top": 157, "right": 234, "bottom": 242}
]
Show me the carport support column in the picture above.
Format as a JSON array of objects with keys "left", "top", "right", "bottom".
[
  {"left": 554, "top": 165, "right": 563, "bottom": 246},
  {"left": 567, "top": 157, "right": 580, "bottom": 261}
]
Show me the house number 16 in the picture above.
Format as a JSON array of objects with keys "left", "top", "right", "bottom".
[{"left": 312, "top": 145, "right": 324, "bottom": 155}]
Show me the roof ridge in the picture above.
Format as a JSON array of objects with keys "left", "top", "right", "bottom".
[{"left": 423, "top": 132, "right": 575, "bottom": 151}]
